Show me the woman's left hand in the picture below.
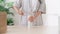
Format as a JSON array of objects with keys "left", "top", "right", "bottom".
[
  {"left": 35, "top": 11, "right": 41, "bottom": 17},
  {"left": 28, "top": 11, "right": 41, "bottom": 22},
  {"left": 28, "top": 16, "right": 36, "bottom": 22}
]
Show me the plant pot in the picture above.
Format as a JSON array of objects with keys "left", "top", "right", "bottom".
[{"left": 0, "top": 12, "right": 7, "bottom": 33}]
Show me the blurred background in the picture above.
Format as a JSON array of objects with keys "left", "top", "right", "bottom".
[{"left": 0, "top": 0, "right": 60, "bottom": 34}]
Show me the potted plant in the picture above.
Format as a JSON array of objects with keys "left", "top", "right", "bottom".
[{"left": 0, "top": 0, "right": 14, "bottom": 33}]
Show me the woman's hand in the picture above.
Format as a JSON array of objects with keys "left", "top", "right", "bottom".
[
  {"left": 28, "top": 16, "right": 36, "bottom": 22},
  {"left": 13, "top": 6, "right": 24, "bottom": 16},
  {"left": 18, "top": 9, "right": 24, "bottom": 16},
  {"left": 28, "top": 11, "right": 41, "bottom": 22},
  {"left": 35, "top": 11, "right": 41, "bottom": 17}
]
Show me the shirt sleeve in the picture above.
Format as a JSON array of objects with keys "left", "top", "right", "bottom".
[
  {"left": 38, "top": 0, "right": 46, "bottom": 14},
  {"left": 13, "top": 0, "right": 22, "bottom": 9}
]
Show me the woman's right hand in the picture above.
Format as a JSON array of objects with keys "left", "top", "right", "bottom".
[
  {"left": 13, "top": 6, "right": 24, "bottom": 16},
  {"left": 18, "top": 10, "right": 24, "bottom": 16}
]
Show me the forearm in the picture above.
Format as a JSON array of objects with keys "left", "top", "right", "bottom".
[{"left": 13, "top": 6, "right": 19, "bottom": 12}]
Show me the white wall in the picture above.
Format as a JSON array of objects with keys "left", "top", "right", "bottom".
[{"left": 44, "top": 0, "right": 60, "bottom": 26}]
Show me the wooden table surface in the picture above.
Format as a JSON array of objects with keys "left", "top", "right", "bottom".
[{"left": 1, "top": 26, "right": 58, "bottom": 34}]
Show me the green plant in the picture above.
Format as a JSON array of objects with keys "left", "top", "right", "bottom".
[
  {"left": 0, "top": 0, "right": 14, "bottom": 14},
  {"left": 0, "top": 6, "right": 9, "bottom": 13},
  {"left": 0, "top": 0, "right": 14, "bottom": 25},
  {"left": 0, "top": 0, "right": 4, "bottom": 3},
  {"left": 7, "top": 18, "right": 14, "bottom": 25}
]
